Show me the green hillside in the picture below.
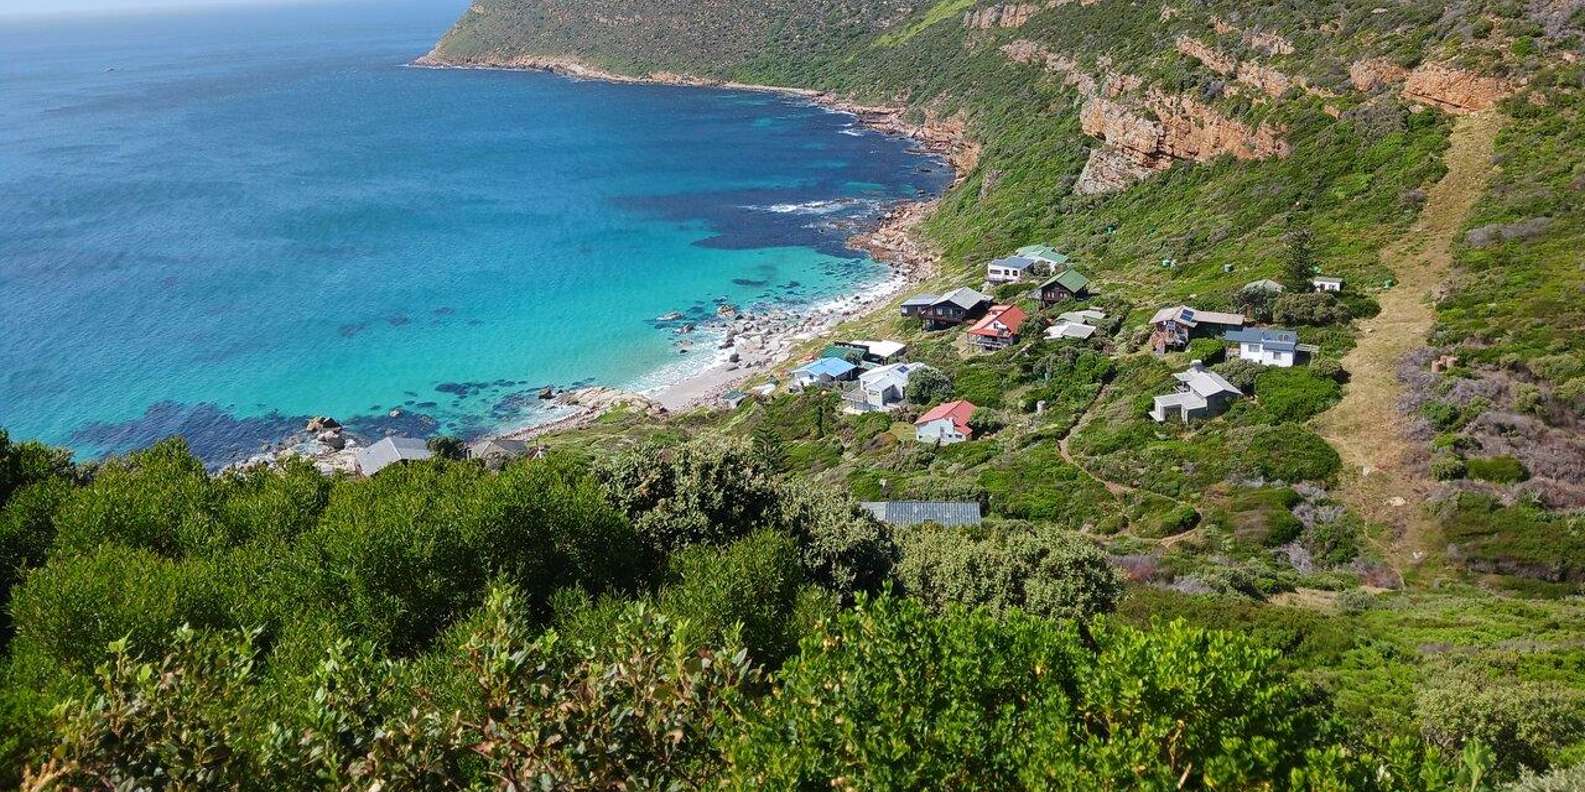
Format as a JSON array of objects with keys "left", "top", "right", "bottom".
[{"left": 5, "top": 0, "right": 1585, "bottom": 787}]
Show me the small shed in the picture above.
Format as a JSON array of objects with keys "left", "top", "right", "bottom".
[
  {"left": 467, "top": 438, "right": 530, "bottom": 469},
  {"left": 1149, "top": 361, "right": 1244, "bottom": 423},
  {"left": 1312, "top": 276, "right": 1343, "bottom": 292},
  {"left": 721, "top": 389, "right": 750, "bottom": 409}
]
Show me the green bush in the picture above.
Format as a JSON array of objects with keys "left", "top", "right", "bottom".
[
  {"left": 1432, "top": 455, "right": 1469, "bottom": 481},
  {"left": 1467, "top": 455, "right": 1529, "bottom": 484},
  {"left": 1187, "top": 337, "right": 1226, "bottom": 365},
  {"left": 1273, "top": 292, "right": 1352, "bottom": 326},
  {"left": 1417, "top": 659, "right": 1585, "bottom": 777},
  {"left": 895, "top": 523, "right": 1123, "bottom": 620},
  {"left": 597, "top": 438, "right": 777, "bottom": 555},
  {"left": 772, "top": 481, "right": 897, "bottom": 600},
  {"left": 661, "top": 530, "right": 805, "bottom": 662},
  {"left": 725, "top": 597, "right": 1322, "bottom": 789},
  {"left": 1255, "top": 368, "right": 1343, "bottom": 423},
  {"left": 905, "top": 367, "right": 954, "bottom": 405},
  {"left": 1238, "top": 425, "right": 1343, "bottom": 482}
]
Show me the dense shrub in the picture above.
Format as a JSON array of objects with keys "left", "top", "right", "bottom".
[
  {"left": 1416, "top": 660, "right": 1585, "bottom": 776},
  {"left": 904, "top": 367, "right": 953, "bottom": 405},
  {"left": 597, "top": 438, "right": 777, "bottom": 555},
  {"left": 1237, "top": 425, "right": 1343, "bottom": 482},
  {"left": 1274, "top": 292, "right": 1353, "bottom": 326},
  {"left": 1215, "top": 358, "right": 1266, "bottom": 392},
  {"left": 895, "top": 523, "right": 1122, "bottom": 619},
  {"left": 1187, "top": 337, "right": 1226, "bottom": 365},
  {"left": 725, "top": 597, "right": 1324, "bottom": 789},
  {"left": 1255, "top": 368, "right": 1343, "bottom": 422},
  {"left": 772, "top": 481, "right": 896, "bottom": 599},
  {"left": 1467, "top": 455, "right": 1529, "bottom": 484},
  {"left": 660, "top": 530, "right": 806, "bottom": 663}
]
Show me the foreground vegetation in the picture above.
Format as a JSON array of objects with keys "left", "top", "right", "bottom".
[{"left": 5, "top": 433, "right": 1584, "bottom": 788}]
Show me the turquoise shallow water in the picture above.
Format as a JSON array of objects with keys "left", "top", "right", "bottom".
[{"left": 0, "top": 1, "right": 949, "bottom": 464}]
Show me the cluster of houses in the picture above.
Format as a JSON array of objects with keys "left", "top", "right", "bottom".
[
  {"left": 1145, "top": 293, "right": 1327, "bottom": 424},
  {"left": 899, "top": 243, "right": 1094, "bottom": 354}
]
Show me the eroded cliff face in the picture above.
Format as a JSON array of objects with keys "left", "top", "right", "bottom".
[
  {"left": 1401, "top": 62, "right": 1514, "bottom": 113},
  {"left": 1348, "top": 58, "right": 1512, "bottom": 113},
  {"left": 963, "top": 3, "right": 1040, "bottom": 29},
  {"left": 1005, "top": 39, "right": 1290, "bottom": 194}
]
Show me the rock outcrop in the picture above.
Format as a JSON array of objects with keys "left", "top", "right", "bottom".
[
  {"left": 1006, "top": 39, "right": 1289, "bottom": 193},
  {"left": 963, "top": 3, "right": 1039, "bottom": 29},
  {"left": 1348, "top": 58, "right": 1409, "bottom": 92},
  {"left": 1401, "top": 62, "right": 1512, "bottom": 114},
  {"left": 1176, "top": 36, "right": 1328, "bottom": 100}
]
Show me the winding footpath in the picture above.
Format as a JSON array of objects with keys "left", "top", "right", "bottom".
[{"left": 1314, "top": 111, "right": 1504, "bottom": 585}]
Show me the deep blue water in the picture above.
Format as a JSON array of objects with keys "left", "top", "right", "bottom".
[{"left": 0, "top": 0, "right": 949, "bottom": 464}]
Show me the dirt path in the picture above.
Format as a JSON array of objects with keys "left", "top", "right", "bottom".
[
  {"left": 1058, "top": 382, "right": 1137, "bottom": 497},
  {"left": 1314, "top": 111, "right": 1503, "bottom": 584}
]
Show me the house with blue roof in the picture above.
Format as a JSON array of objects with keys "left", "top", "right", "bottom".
[
  {"left": 987, "top": 255, "right": 1038, "bottom": 284},
  {"left": 1224, "top": 327, "right": 1319, "bottom": 368},
  {"left": 791, "top": 356, "right": 859, "bottom": 389}
]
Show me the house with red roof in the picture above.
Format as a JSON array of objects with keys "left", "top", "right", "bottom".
[
  {"left": 915, "top": 399, "right": 977, "bottom": 445},
  {"left": 966, "top": 304, "right": 1028, "bottom": 350}
]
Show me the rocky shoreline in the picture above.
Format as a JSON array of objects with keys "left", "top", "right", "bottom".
[{"left": 237, "top": 55, "right": 975, "bottom": 471}]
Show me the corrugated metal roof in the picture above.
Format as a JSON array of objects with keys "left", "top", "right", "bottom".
[
  {"left": 859, "top": 501, "right": 984, "bottom": 526},
  {"left": 356, "top": 436, "right": 433, "bottom": 476}
]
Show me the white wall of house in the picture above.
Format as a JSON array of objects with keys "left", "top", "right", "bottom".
[
  {"left": 915, "top": 418, "right": 967, "bottom": 445},
  {"left": 987, "top": 265, "right": 1023, "bottom": 283},
  {"left": 1236, "top": 342, "right": 1296, "bottom": 367}
]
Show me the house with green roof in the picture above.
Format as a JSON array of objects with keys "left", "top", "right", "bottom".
[
  {"left": 1035, "top": 268, "right": 1091, "bottom": 307},
  {"left": 1016, "top": 244, "right": 1069, "bottom": 269}
]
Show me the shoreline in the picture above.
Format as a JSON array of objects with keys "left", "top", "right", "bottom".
[
  {"left": 247, "top": 54, "right": 976, "bottom": 467},
  {"left": 415, "top": 53, "right": 977, "bottom": 440}
]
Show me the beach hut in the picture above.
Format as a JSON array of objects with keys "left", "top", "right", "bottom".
[
  {"left": 1148, "top": 305, "right": 1246, "bottom": 353},
  {"left": 1015, "top": 244, "right": 1070, "bottom": 269},
  {"left": 966, "top": 304, "right": 1028, "bottom": 350},
  {"left": 1224, "top": 328, "right": 1318, "bottom": 368},
  {"left": 1035, "top": 268, "right": 1092, "bottom": 307},
  {"left": 853, "top": 362, "right": 932, "bottom": 411}
]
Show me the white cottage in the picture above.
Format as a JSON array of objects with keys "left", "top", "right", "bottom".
[
  {"left": 1150, "top": 362, "right": 1244, "bottom": 423},
  {"left": 854, "top": 362, "right": 932, "bottom": 410},
  {"left": 1223, "top": 328, "right": 1317, "bottom": 368}
]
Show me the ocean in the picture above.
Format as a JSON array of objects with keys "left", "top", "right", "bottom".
[{"left": 0, "top": 0, "right": 950, "bottom": 464}]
